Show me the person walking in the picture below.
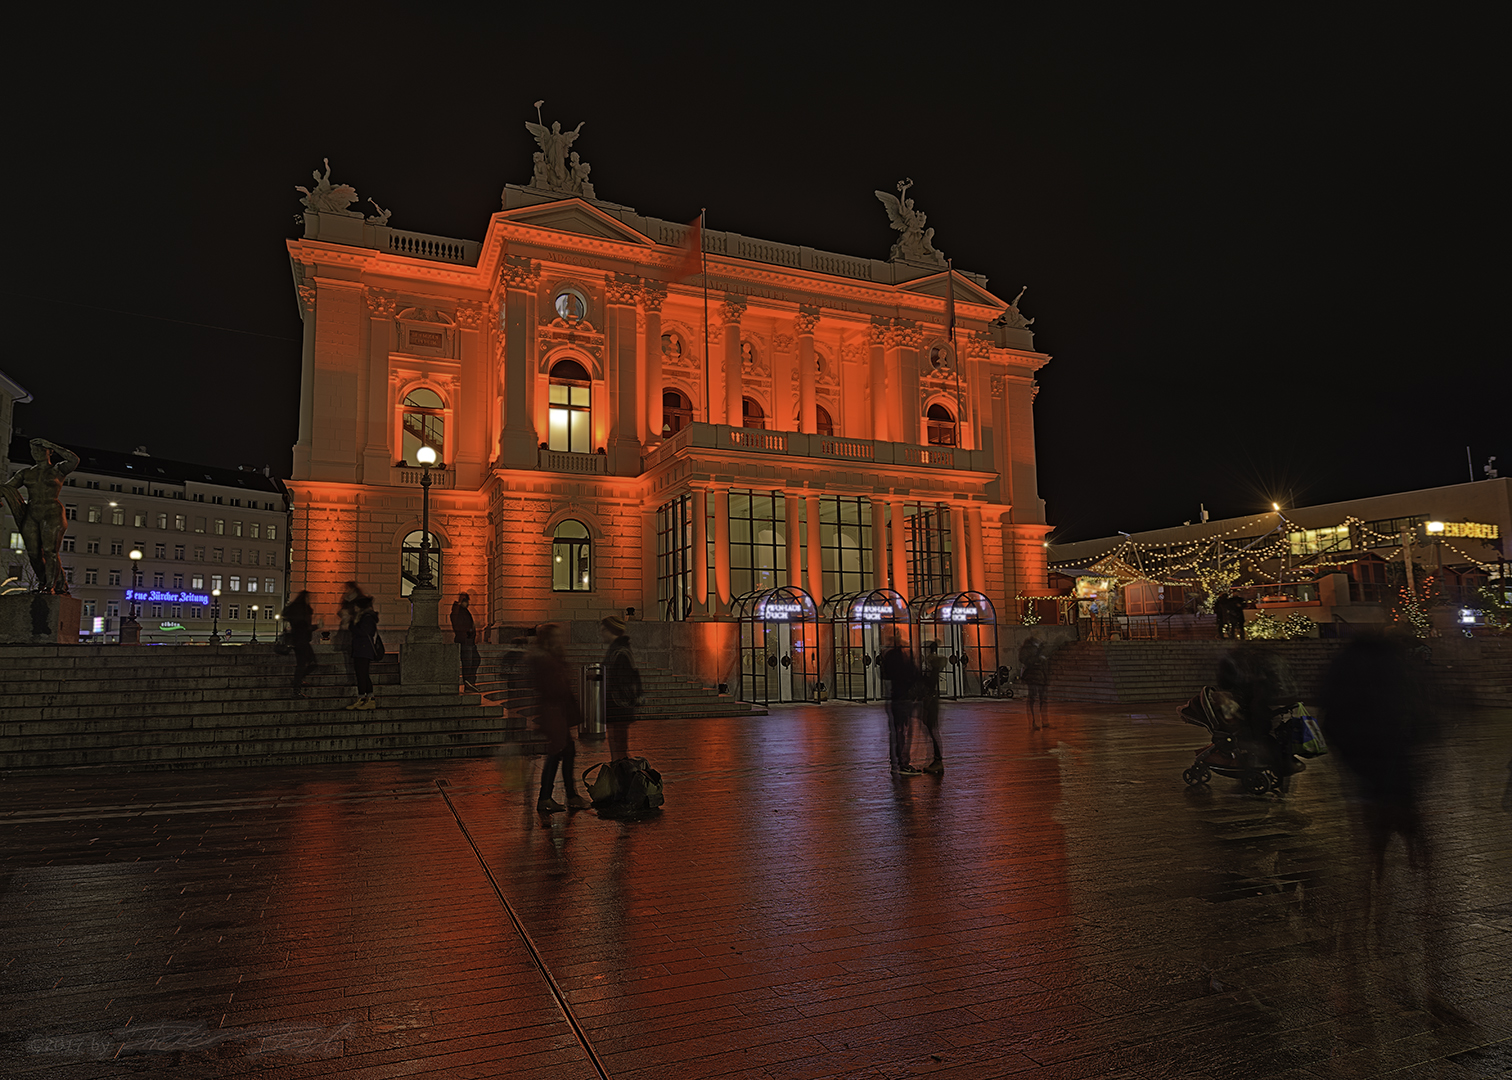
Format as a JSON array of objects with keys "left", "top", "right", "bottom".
[
  {"left": 343, "top": 590, "right": 380, "bottom": 711},
  {"left": 528, "top": 623, "right": 589, "bottom": 813},
  {"left": 450, "top": 592, "right": 481, "bottom": 692},
  {"left": 878, "top": 632, "right": 920, "bottom": 776},
  {"left": 1019, "top": 634, "right": 1051, "bottom": 730},
  {"left": 281, "top": 590, "right": 318, "bottom": 698},
  {"left": 601, "top": 615, "right": 641, "bottom": 760},
  {"left": 918, "top": 640, "right": 947, "bottom": 774}
]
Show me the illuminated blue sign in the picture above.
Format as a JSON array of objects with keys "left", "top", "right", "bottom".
[{"left": 125, "top": 589, "right": 211, "bottom": 605}]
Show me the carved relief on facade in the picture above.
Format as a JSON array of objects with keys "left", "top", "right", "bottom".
[
  {"left": 966, "top": 330, "right": 994, "bottom": 359},
  {"left": 499, "top": 257, "right": 541, "bottom": 290},
  {"left": 640, "top": 284, "right": 667, "bottom": 314},
  {"left": 716, "top": 295, "right": 747, "bottom": 330},
  {"left": 793, "top": 308, "right": 821, "bottom": 337},
  {"left": 453, "top": 303, "right": 486, "bottom": 330},
  {"left": 397, "top": 307, "right": 457, "bottom": 357},
  {"left": 605, "top": 275, "right": 641, "bottom": 306},
  {"left": 990, "top": 374, "right": 1006, "bottom": 399},
  {"left": 885, "top": 319, "right": 922, "bottom": 349},
  {"left": 365, "top": 290, "right": 399, "bottom": 319},
  {"left": 297, "top": 284, "right": 317, "bottom": 315}
]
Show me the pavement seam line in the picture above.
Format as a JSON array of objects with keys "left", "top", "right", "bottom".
[{"left": 434, "top": 779, "right": 611, "bottom": 1080}]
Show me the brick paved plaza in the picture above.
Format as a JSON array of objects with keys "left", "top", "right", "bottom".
[{"left": 3, "top": 698, "right": 1509, "bottom": 1079}]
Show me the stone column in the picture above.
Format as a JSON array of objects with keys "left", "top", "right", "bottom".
[
  {"left": 967, "top": 506, "right": 988, "bottom": 596},
  {"left": 784, "top": 494, "right": 802, "bottom": 591},
  {"left": 693, "top": 487, "right": 709, "bottom": 607},
  {"left": 499, "top": 258, "right": 540, "bottom": 468},
  {"left": 950, "top": 503, "right": 969, "bottom": 593},
  {"left": 796, "top": 306, "right": 820, "bottom": 435},
  {"left": 868, "top": 319, "right": 888, "bottom": 442},
  {"left": 363, "top": 291, "right": 397, "bottom": 481},
  {"left": 720, "top": 296, "right": 746, "bottom": 428},
  {"left": 805, "top": 495, "right": 825, "bottom": 605},
  {"left": 891, "top": 500, "right": 911, "bottom": 601},
  {"left": 713, "top": 486, "right": 732, "bottom": 608},
  {"left": 888, "top": 320, "right": 922, "bottom": 446},
  {"left": 870, "top": 496, "right": 890, "bottom": 590},
  {"left": 454, "top": 303, "right": 488, "bottom": 488},
  {"left": 607, "top": 275, "right": 641, "bottom": 475},
  {"left": 642, "top": 286, "right": 666, "bottom": 440}
]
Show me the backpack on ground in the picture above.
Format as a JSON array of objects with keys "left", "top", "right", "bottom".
[{"left": 583, "top": 756, "right": 664, "bottom": 814}]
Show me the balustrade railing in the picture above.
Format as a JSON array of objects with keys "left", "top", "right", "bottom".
[
  {"left": 539, "top": 449, "right": 608, "bottom": 474},
  {"left": 381, "top": 228, "right": 480, "bottom": 265},
  {"left": 820, "top": 438, "right": 875, "bottom": 461},
  {"left": 394, "top": 467, "right": 455, "bottom": 488},
  {"left": 729, "top": 429, "right": 787, "bottom": 452}
]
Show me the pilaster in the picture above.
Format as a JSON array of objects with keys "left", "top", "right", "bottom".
[
  {"left": 796, "top": 306, "right": 820, "bottom": 435},
  {"left": 719, "top": 296, "right": 746, "bottom": 428},
  {"left": 499, "top": 258, "right": 540, "bottom": 468}
]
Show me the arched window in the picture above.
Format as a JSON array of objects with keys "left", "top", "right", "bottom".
[
  {"left": 926, "top": 403, "right": 956, "bottom": 446},
  {"left": 554, "top": 288, "right": 588, "bottom": 323},
  {"left": 400, "top": 530, "right": 442, "bottom": 597},
  {"left": 548, "top": 359, "right": 592, "bottom": 453},
  {"left": 741, "top": 397, "right": 766, "bottom": 430},
  {"left": 552, "top": 520, "right": 591, "bottom": 592},
  {"left": 662, "top": 388, "right": 693, "bottom": 436},
  {"left": 401, "top": 388, "right": 445, "bottom": 464},
  {"left": 794, "top": 404, "right": 836, "bottom": 436}
]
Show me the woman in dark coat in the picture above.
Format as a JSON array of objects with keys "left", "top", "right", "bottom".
[
  {"left": 528, "top": 624, "right": 589, "bottom": 813},
  {"left": 344, "top": 592, "right": 380, "bottom": 711},
  {"left": 281, "top": 591, "right": 317, "bottom": 698},
  {"left": 601, "top": 615, "right": 640, "bottom": 760}
]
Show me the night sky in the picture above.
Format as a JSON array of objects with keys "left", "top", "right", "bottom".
[{"left": 11, "top": 8, "right": 1504, "bottom": 542}]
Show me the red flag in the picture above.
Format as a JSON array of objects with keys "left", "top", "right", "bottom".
[
  {"left": 945, "top": 258, "right": 956, "bottom": 344},
  {"left": 673, "top": 213, "right": 703, "bottom": 281}
]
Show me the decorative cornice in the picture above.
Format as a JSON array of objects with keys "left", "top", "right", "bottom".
[{"left": 885, "top": 320, "right": 922, "bottom": 349}]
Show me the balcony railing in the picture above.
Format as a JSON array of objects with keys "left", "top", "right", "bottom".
[
  {"left": 393, "top": 466, "right": 455, "bottom": 488},
  {"left": 645, "top": 424, "right": 989, "bottom": 473},
  {"left": 539, "top": 449, "right": 608, "bottom": 474}
]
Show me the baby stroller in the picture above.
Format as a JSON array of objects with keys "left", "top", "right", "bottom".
[
  {"left": 1177, "top": 686, "right": 1311, "bottom": 796},
  {"left": 982, "top": 665, "right": 1016, "bottom": 698}
]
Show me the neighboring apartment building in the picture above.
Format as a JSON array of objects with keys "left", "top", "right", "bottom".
[
  {"left": 285, "top": 123, "right": 1054, "bottom": 699},
  {"left": 0, "top": 368, "right": 30, "bottom": 458},
  {"left": 4, "top": 439, "right": 292, "bottom": 642}
]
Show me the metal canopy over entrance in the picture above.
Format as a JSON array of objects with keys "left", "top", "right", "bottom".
[
  {"left": 732, "top": 586, "right": 819, "bottom": 705},
  {"left": 820, "top": 588, "right": 910, "bottom": 702},
  {"left": 908, "top": 590, "right": 998, "bottom": 699}
]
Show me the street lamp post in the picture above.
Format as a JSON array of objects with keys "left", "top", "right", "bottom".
[
  {"left": 250, "top": 604, "right": 259, "bottom": 643},
  {"left": 415, "top": 445, "right": 437, "bottom": 587},
  {"left": 210, "top": 588, "right": 222, "bottom": 645},
  {"left": 121, "top": 547, "right": 143, "bottom": 644}
]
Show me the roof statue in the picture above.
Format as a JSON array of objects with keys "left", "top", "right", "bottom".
[
  {"left": 525, "top": 115, "right": 596, "bottom": 198},
  {"left": 995, "top": 286, "right": 1035, "bottom": 330},
  {"left": 295, "top": 158, "right": 361, "bottom": 217},
  {"left": 365, "top": 199, "right": 392, "bottom": 226},
  {"left": 875, "top": 178, "right": 946, "bottom": 266},
  {"left": 1, "top": 438, "right": 80, "bottom": 595}
]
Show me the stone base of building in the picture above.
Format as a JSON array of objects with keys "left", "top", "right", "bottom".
[{"left": 0, "top": 593, "right": 82, "bottom": 644}]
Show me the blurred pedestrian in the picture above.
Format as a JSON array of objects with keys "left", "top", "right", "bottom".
[
  {"left": 878, "top": 631, "right": 920, "bottom": 776},
  {"left": 1216, "top": 643, "right": 1299, "bottom": 778},
  {"left": 601, "top": 615, "right": 641, "bottom": 760},
  {"left": 1019, "top": 633, "right": 1051, "bottom": 730},
  {"left": 281, "top": 590, "right": 318, "bottom": 698},
  {"left": 343, "top": 589, "right": 380, "bottom": 711},
  {"left": 451, "top": 592, "right": 481, "bottom": 692},
  {"left": 528, "top": 623, "right": 589, "bottom": 813},
  {"left": 918, "top": 640, "right": 947, "bottom": 774}
]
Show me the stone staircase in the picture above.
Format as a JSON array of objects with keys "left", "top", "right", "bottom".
[{"left": 1, "top": 643, "right": 529, "bottom": 773}]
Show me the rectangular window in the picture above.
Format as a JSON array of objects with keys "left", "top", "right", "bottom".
[
  {"left": 657, "top": 495, "right": 695, "bottom": 621},
  {"left": 212, "top": 548, "right": 223, "bottom": 562},
  {"left": 108, "top": 569, "right": 121, "bottom": 586},
  {"left": 267, "top": 524, "right": 278, "bottom": 542},
  {"left": 195, "top": 516, "right": 206, "bottom": 532},
  {"left": 818, "top": 496, "right": 875, "bottom": 600},
  {"left": 173, "top": 574, "right": 184, "bottom": 588},
  {"left": 194, "top": 546, "right": 205, "bottom": 560},
  {"left": 228, "top": 604, "right": 240, "bottom": 620},
  {"left": 250, "top": 523, "right": 261, "bottom": 539},
  {"left": 231, "top": 549, "right": 242, "bottom": 564},
  {"left": 727, "top": 490, "right": 786, "bottom": 598},
  {"left": 106, "top": 601, "right": 119, "bottom": 618},
  {"left": 83, "top": 600, "right": 96, "bottom": 617},
  {"left": 175, "top": 515, "right": 186, "bottom": 531},
  {"left": 174, "top": 545, "right": 184, "bottom": 559},
  {"left": 157, "top": 513, "right": 167, "bottom": 529},
  {"left": 247, "top": 578, "right": 258, "bottom": 592},
  {"left": 547, "top": 382, "right": 592, "bottom": 453},
  {"left": 215, "top": 519, "right": 225, "bottom": 535},
  {"left": 84, "top": 568, "right": 98, "bottom": 584},
  {"left": 192, "top": 574, "right": 205, "bottom": 589},
  {"left": 905, "top": 502, "right": 953, "bottom": 598},
  {"left": 110, "top": 540, "right": 122, "bottom": 555},
  {"left": 66, "top": 504, "right": 78, "bottom": 520},
  {"left": 211, "top": 574, "right": 223, "bottom": 591},
  {"left": 134, "top": 512, "right": 146, "bottom": 528},
  {"left": 86, "top": 540, "right": 100, "bottom": 554},
  {"left": 62, "top": 536, "right": 75, "bottom": 552},
  {"left": 154, "top": 543, "right": 166, "bottom": 558},
  {"left": 248, "top": 550, "right": 259, "bottom": 566},
  {"left": 265, "top": 577, "right": 276, "bottom": 594},
  {"left": 153, "top": 572, "right": 164, "bottom": 588},
  {"left": 171, "top": 605, "right": 181, "bottom": 619},
  {"left": 87, "top": 506, "right": 102, "bottom": 523},
  {"left": 150, "top": 604, "right": 162, "bottom": 618},
  {"left": 111, "top": 508, "right": 123, "bottom": 525},
  {"left": 233, "top": 521, "right": 243, "bottom": 537},
  {"left": 65, "top": 566, "right": 74, "bottom": 584},
  {"left": 229, "top": 576, "right": 241, "bottom": 591}
]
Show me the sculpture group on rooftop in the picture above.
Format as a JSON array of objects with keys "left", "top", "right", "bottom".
[
  {"left": 875, "top": 178, "right": 947, "bottom": 266},
  {"left": 295, "top": 159, "right": 393, "bottom": 225},
  {"left": 526, "top": 112, "right": 597, "bottom": 199},
  {"left": 1, "top": 438, "right": 79, "bottom": 595}
]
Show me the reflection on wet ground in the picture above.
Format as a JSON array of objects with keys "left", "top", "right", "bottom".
[{"left": 2, "top": 699, "right": 1508, "bottom": 1078}]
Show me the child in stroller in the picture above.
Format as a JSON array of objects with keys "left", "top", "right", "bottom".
[{"left": 1178, "top": 686, "right": 1311, "bottom": 795}]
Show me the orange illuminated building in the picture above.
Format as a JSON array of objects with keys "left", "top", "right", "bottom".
[{"left": 286, "top": 128, "right": 1054, "bottom": 695}]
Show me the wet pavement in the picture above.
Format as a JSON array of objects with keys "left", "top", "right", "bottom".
[{"left": 2, "top": 698, "right": 1509, "bottom": 1079}]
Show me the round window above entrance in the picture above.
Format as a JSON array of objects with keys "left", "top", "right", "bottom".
[{"left": 554, "top": 288, "right": 588, "bottom": 322}]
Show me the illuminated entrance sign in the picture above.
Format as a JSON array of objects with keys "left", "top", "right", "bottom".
[
  {"left": 125, "top": 588, "right": 210, "bottom": 606},
  {"left": 757, "top": 600, "right": 807, "bottom": 621},
  {"left": 937, "top": 603, "right": 980, "bottom": 623},
  {"left": 856, "top": 603, "right": 898, "bottom": 621}
]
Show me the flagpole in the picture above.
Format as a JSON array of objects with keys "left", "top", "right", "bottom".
[{"left": 700, "top": 208, "right": 709, "bottom": 425}]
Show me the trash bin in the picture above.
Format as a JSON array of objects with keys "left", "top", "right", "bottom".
[{"left": 580, "top": 662, "right": 606, "bottom": 740}]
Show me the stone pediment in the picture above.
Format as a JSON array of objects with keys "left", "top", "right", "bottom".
[
  {"left": 897, "top": 272, "right": 1004, "bottom": 310},
  {"left": 499, "top": 200, "right": 654, "bottom": 246}
]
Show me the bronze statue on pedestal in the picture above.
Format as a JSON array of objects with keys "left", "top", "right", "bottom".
[{"left": 1, "top": 438, "right": 79, "bottom": 594}]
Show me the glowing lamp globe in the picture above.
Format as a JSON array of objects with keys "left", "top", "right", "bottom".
[{"left": 416, "top": 446, "right": 437, "bottom": 465}]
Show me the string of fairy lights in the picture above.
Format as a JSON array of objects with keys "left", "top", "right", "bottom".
[{"left": 1048, "top": 513, "right": 1504, "bottom": 592}]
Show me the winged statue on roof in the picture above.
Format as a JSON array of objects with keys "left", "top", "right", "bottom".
[
  {"left": 295, "top": 158, "right": 361, "bottom": 216},
  {"left": 874, "top": 178, "right": 946, "bottom": 266},
  {"left": 526, "top": 118, "right": 589, "bottom": 194}
]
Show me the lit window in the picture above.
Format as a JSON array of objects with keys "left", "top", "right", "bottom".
[
  {"left": 211, "top": 575, "right": 222, "bottom": 591},
  {"left": 662, "top": 388, "right": 693, "bottom": 436},
  {"left": 552, "top": 520, "right": 592, "bottom": 592},
  {"left": 229, "top": 576, "right": 241, "bottom": 592},
  {"left": 741, "top": 397, "right": 766, "bottom": 430},
  {"left": 247, "top": 578, "right": 258, "bottom": 593},
  {"left": 265, "top": 578, "right": 276, "bottom": 593},
  {"left": 175, "top": 515, "right": 186, "bottom": 530},
  {"left": 548, "top": 359, "right": 592, "bottom": 453},
  {"left": 192, "top": 574, "right": 204, "bottom": 589},
  {"left": 250, "top": 523, "right": 260, "bottom": 539},
  {"left": 554, "top": 288, "right": 588, "bottom": 322},
  {"left": 88, "top": 506, "right": 102, "bottom": 523},
  {"left": 267, "top": 525, "right": 277, "bottom": 542},
  {"left": 215, "top": 519, "right": 224, "bottom": 535},
  {"left": 157, "top": 513, "right": 167, "bottom": 530},
  {"left": 400, "top": 530, "right": 442, "bottom": 596},
  {"left": 111, "top": 508, "right": 123, "bottom": 525},
  {"left": 401, "top": 387, "right": 446, "bottom": 464},
  {"left": 233, "top": 521, "right": 243, "bottom": 537},
  {"left": 925, "top": 403, "right": 956, "bottom": 446}
]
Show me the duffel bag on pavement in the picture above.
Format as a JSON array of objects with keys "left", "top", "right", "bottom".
[{"left": 583, "top": 756, "right": 664, "bottom": 813}]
